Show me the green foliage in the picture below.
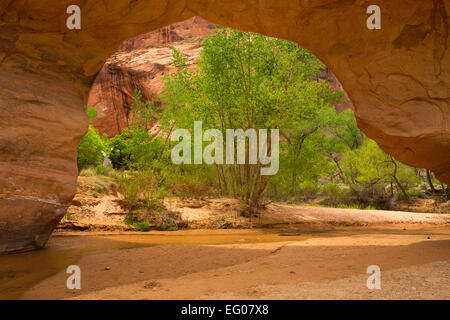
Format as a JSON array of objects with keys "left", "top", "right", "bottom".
[
  {"left": 125, "top": 213, "right": 139, "bottom": 226},
  {"left": 406, "top": 189, "right": 422, "bottom": 198},
  {"left": 321, "top": 183, "right": 350, "bottom": 204},
  {"left": 298, "top": 180, "right": 320, "bottom": 199},
  {"left": 135, "top": 221, "right": 150, "bottom": 231},
  {"left": 161, "top": 27, "right": 342, "bottom": 211},
  {"left": 95, "top": 165, "right": 108, "bottom": 175},
  {"left": 117, "top": 170, "right": 160, "bottom": 209},
  {"left": 87, "top": 104, "right": 98, "bottom": 122},
  {"left": 342, "top": 139, "right": 419, "bottom": 202},
  {"left": 77, "top": 104, "right": 106, "bottom": 171},
  {"left": 77, "top": 125, "right": 106, "bottom": 171},
  {"left": 81, "top": 28, "right": 430, "bottom": 217}
]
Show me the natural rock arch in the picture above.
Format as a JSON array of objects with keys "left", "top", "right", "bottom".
[{"left": 0, "top": 0, "right": 448, "bottom": 253}]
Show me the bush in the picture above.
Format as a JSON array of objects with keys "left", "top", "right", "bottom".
[
  {"left": 135, "top": 221, "right": 150, "bottom": 231},
  {"left": 117, "top": 170, "right": 163, "bottom": 210},
  {"left": 79, "top": 167, "right": 96, "bottom": 177},
  {"left": 95, "top": 165, "right": 108, "bottom": 175},
  {"left": 125, "top": 213, "right": 139, "bottom": 226},
  {"left": 342, "top": 139, "right": 419, "bottom": 202},
  {"left": 77, "top": 125, "right": 105, "bottom": 171},
  {"left": 406, "top": 189, "right": 422, "bottom": 198},
  {"left": 95, "top": 185, "right": 105, "bottom": 193},
  {"left": 322, "top": 183, "right": 340, "bottom": 198},
  {"left": 298, "top": 180, "right": 319, "bottom": 199},
  {"left": 322, "top": 183, "right": 350, "bottom": 204},
  {"left": 163, "top": 165, "right": 218, "bottom": 198}
]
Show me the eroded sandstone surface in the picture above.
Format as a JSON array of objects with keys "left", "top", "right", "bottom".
[
  {"left": 89, "top": 17, "right": 214, "bottom": 137},
  {"left": 0, "top": 0, "right": 449, "bottom": 253}
]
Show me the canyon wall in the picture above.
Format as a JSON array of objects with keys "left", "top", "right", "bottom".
[
  {"left": 89, "top": 17, "right": 214, "bottom": 137},
  {"left": 0, "top": 0, "right": 448, "bottom": 253}
]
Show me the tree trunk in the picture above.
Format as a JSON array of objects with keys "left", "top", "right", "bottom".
[
  {"left": 331, "top": 153, "right": 345, "bottom": 184},
  {"left": 426, "top": 169, "right": 437, "bottom": 193},
  {"left": 390, "top": 155, "right": 409, "bottom": 201}
]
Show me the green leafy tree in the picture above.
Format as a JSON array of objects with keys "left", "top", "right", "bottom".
[
  {"left": 161, "top": 27, "right": 342, "bottom": 212},
  {"left": 342, "top": 139, "right": 419, "bottom": 202},
  {"left": 77, "top": 105, "right": 105, "bottom": 171}
]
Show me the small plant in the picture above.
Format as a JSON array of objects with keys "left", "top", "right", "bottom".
[
  {"left": 135, "top": 221, "right": 150, "bottom": 231},
  {"left": 117, "top": 170, "right": 161, "bottom": 209},
  {"left": 92, "top": 191, "right": 99, "bottom": 198},
  {"left": 65, "top": 212, "right": 75, "bottom": 221},
  {"left": 406, "top": 189, "right": 422, "bottom": 198},
  {"left": 79, "top": 167, "right": 96, "bottom": 177},
  {"left": 216, "top": 216, "right": 228, "bottom": 229},
  {"left": 95, "top": 165, "right": 108, "bottom": 175},
  {"left": 299, "top": 181, "right": 320, "bottom": 199},
  {"left": 125, "top": 213, "right": 139, "bottom": 226}
]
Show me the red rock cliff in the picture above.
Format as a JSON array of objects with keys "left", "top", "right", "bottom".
[{"left": 89, "top": 17, "right": 215, "bottom": 137}]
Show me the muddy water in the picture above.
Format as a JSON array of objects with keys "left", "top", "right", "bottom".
[
  {"left": 0, "top": 236, "right": 150, "bottom": 299},
  {"left": 0, "top": 230, "right": 313, "bottom": 299},
  {"left": 0, "top": 228, "right": 447, "bottom": 299}
]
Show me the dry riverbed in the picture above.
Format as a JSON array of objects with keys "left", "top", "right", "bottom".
[
  {"left": 0, "top": 226, "right": 448, "bottom": 300},
  {"left": 2, "top": 179, "right": 449, "bottom": 300}
]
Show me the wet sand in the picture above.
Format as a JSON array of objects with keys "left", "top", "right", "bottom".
[{"left": 1, "top": 226, "right": 448, "bottom": 300}]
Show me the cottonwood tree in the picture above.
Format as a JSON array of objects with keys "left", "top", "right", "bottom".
[{"left": 160, "top": 28, "right": 341, "bottom": 214}]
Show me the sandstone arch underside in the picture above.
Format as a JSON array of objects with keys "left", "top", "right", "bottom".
[{"left": 0, "top": 0, "right": 449, "bottom": 253}]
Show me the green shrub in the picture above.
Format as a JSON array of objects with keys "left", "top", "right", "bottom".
[
  {"left": 298, "top": 181, "right": 319, "bottom": 199},
  {"left": 95, "top": 165, "right": 108, "bottom": 175},
  {"left": 405, "top": 189, "right": 422, "bottom": 198},
  {"left": 79, "top": 167, "right": 96, "bottom": 177},
  {"left": 117, "top": 170, "right": 163, "bottom": 209},
  {"left": 77, "top": 125, "right": 105, "bottom": 171},
  {"left": 163, "top": 165, "right": 218, "bottom": 198},
  {"left": 135, "top": 221, "right": 150, "bottom": 231},
  {"left": 125, "top": 213, "right": 139, "bottom": 226},
  {"left": 321, "top": 183, "right": 350, "bottom": 205},
  {"left": 322, "top": 183, "right": 340, "bottom": 198},
  {"left": 341, "top": 139, "right": 419, "bottom": 201}
]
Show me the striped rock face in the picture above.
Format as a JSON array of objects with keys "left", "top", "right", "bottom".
[
  {"left": 88, "top": 17, "right": 215, "bottom": 138},
  {"left": 0, "top": 0, "right": 449, "bottom": 253}
]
